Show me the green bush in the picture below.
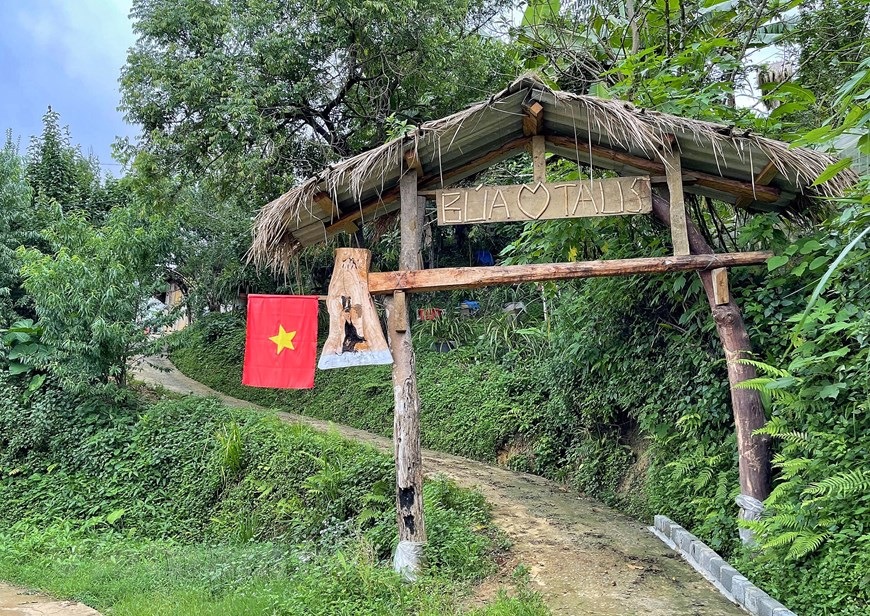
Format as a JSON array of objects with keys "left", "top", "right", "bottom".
[{"left": 0, "top": 372, "right": 547, "bottom": 613}]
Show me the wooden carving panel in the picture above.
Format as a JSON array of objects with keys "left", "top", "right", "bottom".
[
  {"left": 436, "top": 176, "right": 652, "bottom": 225},
  {"left": 318, "top": 248, "right": 392, "bottom": 369}
]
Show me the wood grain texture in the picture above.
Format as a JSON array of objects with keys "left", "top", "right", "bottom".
[
  {"left": 368, "top": 252, "right": 771, "bottom": 294},
  {"left": 735, "top": 159, "right": 780, "bottom": 208},
  {"left": 650, "top": 193, "right": 771, "bottom": 505},
  {"left": 389, "top": 172, "right": 427, "bottom": 548},
  {"left": 522, "top": 101, "right": 544, "bottom": 136},
  {"left": 318, "top": 248, "right": 391, "bottom": 369},
  {"left": 663, "top": 146, "right": 690, "bottom": 256},
  {"left": 436, "top": 177, "right": 652, "bottom": 225},
  {"left": 531, "top": 135, "right": 547, "bottom": 183},
  {"left": 711, "top": 268, "right": 730, "bottom": 305}
]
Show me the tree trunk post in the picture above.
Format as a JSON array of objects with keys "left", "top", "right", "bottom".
[
  {"left": 651, "top": 192, "right": 770, "bottom": 543},
  {"left": 386, "top": 171, "right": 427, "bottom": 579}
]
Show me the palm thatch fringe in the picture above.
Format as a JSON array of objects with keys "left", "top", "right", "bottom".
[{"left": 250, "top": 74, "right": 857, "bottom": 271}]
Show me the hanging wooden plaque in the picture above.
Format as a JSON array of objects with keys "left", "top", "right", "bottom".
[
  {"left": 436, "top": 176, "right": 651, "bottom": 225},
  {"left": 318, "top": 248, "right": 392, "bottom": 369}
]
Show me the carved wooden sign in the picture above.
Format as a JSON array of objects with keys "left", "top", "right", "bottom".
[
  {"left": 436, "top": 176, "right": 652, "bottom": 225},
  {"left": 318, "top": 248, "right": 393, "bottom": 369}
]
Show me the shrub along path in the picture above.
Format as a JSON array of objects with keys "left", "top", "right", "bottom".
[{"left": 135, "top": 355, "right": 742, "bottom": 616}]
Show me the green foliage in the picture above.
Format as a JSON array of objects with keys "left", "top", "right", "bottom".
[
  {"left": 120, "top": 0, "right": 515, "bottom": 201},
  {"left": 730, "top": 202, "right": 870, "bottom": 613},
  {"left": 0, "top": 137, "right": 33, "bottom": 324},
  {"left": 25, "top": 107, "right": 117, "bottom": 222},
  {"left": 0, "top": 319, "right": 51, "bottom": 395},
  {"left": 18, "top": 206, "right": 176, "bottom": 390},
  {"left": 0, "top": 372, "right": 545, "bottom": 613}
]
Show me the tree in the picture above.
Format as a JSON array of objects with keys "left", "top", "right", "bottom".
[
  {"left": 18, "top": 204, "right": 176, "bottom": 391},
  {"left": 119, "top": 0, "right": 516, "bottom": 204},
  {"left": 0, "top": 134, "right": 33, "bottom": 325},
  {"left": 26, "top": 107, "right": 118, "bottom": 222}
]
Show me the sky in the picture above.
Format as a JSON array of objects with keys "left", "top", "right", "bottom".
[{"left": 0, "top": 0, "right": 137, "bottom": 170}]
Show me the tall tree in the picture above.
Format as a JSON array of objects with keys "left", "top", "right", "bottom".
[
  {"left": 0, "top": 134, "right": 33, "bottom": 324},
  {"left": 120, "top": 0, "right": 516, "bottom": 203},
  {"left": 26, "top": 107, "right": 117, "bottom": 221}
]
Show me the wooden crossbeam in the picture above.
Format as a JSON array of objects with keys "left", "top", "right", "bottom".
[
  {"left": 734, "top": 160, "right": 779, "bottom": 209},
  {"left": 314, "top": 192, "right": 358, "bottom": 233},
  {"left": 546, "top": 136, "right": 781, "bottom": 205},
  {"left": 313, "top": 192, "right": 339, "bottom": 219},
  {"left": 367, "top": 251, "right": 771, "bottom": 294}
]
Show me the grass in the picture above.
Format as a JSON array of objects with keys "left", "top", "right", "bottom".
[
  {"left": 0, "top": 373, "right": 549, "bottom": 614},
  {"left": 168, "top": 314, "right": 537, "bottom": 464},
  {"left": 0, "top": 525, "right": 548, "bottom": 615}
]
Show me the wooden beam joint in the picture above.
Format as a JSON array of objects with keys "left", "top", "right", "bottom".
[{"left": 522, "top": 101, "right": 544, "bottom": 136}]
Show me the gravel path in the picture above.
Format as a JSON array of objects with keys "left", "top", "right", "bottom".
[
  {"left": 0, "top": 584, "right": 100, "bottom": 616},
  {"left": 135, "top": 355, "right": 743, "bottom": 615}
]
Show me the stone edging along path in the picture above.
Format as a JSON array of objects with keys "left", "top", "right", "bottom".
[
  {"left": 650, "top": 516, "right": 796, "bottom": 616},
  {"left": 136, "top": 355, "right": 748, "bottom": 615}
]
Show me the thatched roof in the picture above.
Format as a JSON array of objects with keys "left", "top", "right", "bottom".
[{"left": 251, "top": 75, "right": 856, "bottom": 270}]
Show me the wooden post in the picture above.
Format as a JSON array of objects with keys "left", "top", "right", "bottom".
[
  {"left": 386, "top": 171, "right": 427, "bottom": 579},
  {"left": 531, "top": 136, "right": 547, "bottom": 183},
  {"left": 317, "top": 248, "right": 392, "bottom": 369},
  {"left": 651, "top": 193, "right": 770, "bottom": 542},
  {"left": 662, "top": 144, "right": 690, "bottom": 256}
]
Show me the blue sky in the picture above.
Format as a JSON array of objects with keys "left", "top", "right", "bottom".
[{"left": 0, "top": 0, "right": 136, "bottom": 170}]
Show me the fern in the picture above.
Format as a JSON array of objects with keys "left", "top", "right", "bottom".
[
  {"left": 787, "top": 531, "right": 831, "bottom": 559},
  {"left": 734, "top": 376, "right": 798, "bottom": 403},
  {"left": 804, "top": 469, "right": 870, "bottom": 497},
  {"left": 737, "top": 358, "right": 791, "bottom": 378},
  {"left": 773, "top": 455, "right": 812, "bottom": 480},
  {"left": 357, "top": 480, "right": 391, "bottom": 528},
  {"left": 762, "top": 530, "right": 803, "bottom": 549},
  {"left": 754, "top": 417, "right": 810, "bottom": 444}
]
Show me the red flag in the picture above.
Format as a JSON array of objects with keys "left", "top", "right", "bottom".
[{"left": 242, "top": 295, "right": 319, "bottom": 389}]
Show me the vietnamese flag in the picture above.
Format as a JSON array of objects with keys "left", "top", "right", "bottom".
[{"left": 242, "top": 295, "right": 319, "bottom": 389}]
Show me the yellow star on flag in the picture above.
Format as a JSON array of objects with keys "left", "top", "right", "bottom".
[{"left": 269, "top": 325, "right": 297, "bottom": 354}]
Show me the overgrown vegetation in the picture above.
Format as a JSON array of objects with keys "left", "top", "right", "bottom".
[
  {"left": 0, "top": 375, "right": 546, "bottom": 614},
  {"left": 1, "top": 0, "right": 868, "bottom": 613}
]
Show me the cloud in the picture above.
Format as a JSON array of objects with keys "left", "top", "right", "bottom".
[
  {"left": 14, "top": 0, "right": 134, "bottom": 93},
  {"left": 1, "top": 0, "right": 136, "bottom": 164}
]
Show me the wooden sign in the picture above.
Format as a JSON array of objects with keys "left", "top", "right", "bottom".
[
  {"left": 436, "top": 176, "right": 651, "bottom": 225},
  {"left": 318, "top": 248, "right": 393, "bottom": 369}
]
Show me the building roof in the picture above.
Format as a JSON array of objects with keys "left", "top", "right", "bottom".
[{"left": 251, "top": 75, "right": 856, "bottom": 270}]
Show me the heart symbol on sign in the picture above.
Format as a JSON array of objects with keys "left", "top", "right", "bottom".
[{"left": 516, "top": 182, "right": 551, "bottom": 220}]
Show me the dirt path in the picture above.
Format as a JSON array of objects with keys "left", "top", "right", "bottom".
[
  {"left": 0, "top": 584, "right": 100, "bottom": 616},
  {"left": 135, "top": 356, "right": 743, "bottom": 616}
]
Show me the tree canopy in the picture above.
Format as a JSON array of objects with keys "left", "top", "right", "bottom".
[{"left": 120, "top": 0, "right": 516, "bottom": 202}]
